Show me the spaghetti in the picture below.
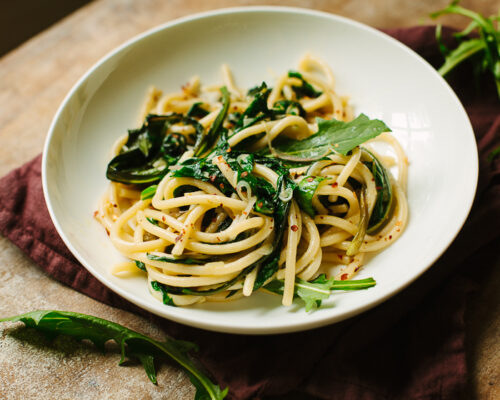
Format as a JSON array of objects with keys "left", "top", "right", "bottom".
[{"left": 96, "top": 54, "right": 408, "bottom": 309}]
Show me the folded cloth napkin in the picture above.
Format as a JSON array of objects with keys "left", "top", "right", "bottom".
[{"left": 0, "top": 26, "right": 499, "bottom": 400}]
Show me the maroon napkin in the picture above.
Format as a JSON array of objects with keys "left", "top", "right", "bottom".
[{"left": 1, "top": 26, "right": 499, "bottom": 400}]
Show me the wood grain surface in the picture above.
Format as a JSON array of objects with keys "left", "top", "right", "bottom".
[{"left": 0, "top": 0, "right": 499, "bottom": 399}]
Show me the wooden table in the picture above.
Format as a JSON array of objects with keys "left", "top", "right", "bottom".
[{"left": 0, "top": 1, "right": 499, "bottom": 398}]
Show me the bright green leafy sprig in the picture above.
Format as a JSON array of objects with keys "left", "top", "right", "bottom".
[
  {"left": 0, "top": 310, "right": 227, "bottom": 400},
  {"left": 430, "top": 0, "right": 500, "bottom": 98}
]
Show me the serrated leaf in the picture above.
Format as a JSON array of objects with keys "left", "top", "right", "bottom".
[
  {"left": 0, "top": 310, "right": 227, "bottom": 400},
  {"left": 264, "top": 275, "right": 376, "bottom": 311}
]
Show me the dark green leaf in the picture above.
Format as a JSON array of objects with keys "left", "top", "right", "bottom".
[
  {"left": 141, "top": 185, "right": 158, "bottom": 200},
  {"left": 135, "top": 261, "right": 147, "bottom": 271},
  {"left": 151, "top": 281, "right": 176, "bottom": 306},
  {"left": 0, "top": 310, "right": 227, "bottom": 399},
  {"left": 106, "top": 114, "right": 194, "bottom": 184},
  {"left": 187, "top": 102, "right": 210, "bottom": 119},
  {"left": 288, "top": 71, "right": 322, "bottom": 98},
  {"left": 272, "top": 114, "right": 390, "bottom": 161},
  {"left": 193, "top": 87, "right": 230, "bottom": 157},
  {"left": 295, "top": 176, "right": 325, "bottom": 217},
  {"left": 362, "top": 149, "right": 394, "bottom": 233}
]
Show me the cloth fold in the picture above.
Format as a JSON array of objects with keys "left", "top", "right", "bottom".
[{"left": 1, "top": 26, "right": 499, "bottom": 400}]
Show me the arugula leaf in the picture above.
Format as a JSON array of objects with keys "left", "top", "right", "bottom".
[
  {"left": 151, "top": 281, "right": 176, "bottom": 306},
  {"left": 264, "top": 274, "right": 376, "bottom": 311},
  {"left": 141, "top": 185, "right": 158, "bottom": 200},
  {"left": 288, "top": 71, "right": 322, "bottom": 98},
  {"left": 106, "top": 114, "right": 196, "bottom": 184},
  {"left": 362, "top": 149, "right": 394, "bottom": 233},
  {"left": 271, "top": 114, "right": 390, "bottom": 161},
  {"left": 147, "top": 253, "right": 210, "bottom": 265},
  {"left": 430, "top": 1, "right": 500, "bottom": 98},
  {"left": 0, "top": 310, "right": 227, "bottom": 400},
  {"left": 135, "top": 260, "right": 147, "bottom": 271},
  {"left": 272, "top": 99, "right": 306, "bottom": 118},
  {"left": 187, "top": 102, "right": 210, "bottom": 119},
  {"left": 234, "top": 82, "right": 271, "bottom": 132},
  {"left": 295, "top": 176, "right": 325, "bottom": 217},
  {"left": 194, "top": 87, "right": 230, "bottom": 157}
]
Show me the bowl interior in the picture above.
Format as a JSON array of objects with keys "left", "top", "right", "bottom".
[{"left": 43, "top": 7, "right": 477, "bottom": 334}]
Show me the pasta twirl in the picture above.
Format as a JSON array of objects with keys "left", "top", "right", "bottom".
[{"left": 96, "top": 54, "right": 408, "bottom": 309}]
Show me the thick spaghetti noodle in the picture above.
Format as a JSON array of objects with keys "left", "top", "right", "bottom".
[{"left": 96, "top": 55, "right": 408, "bottom": 309}]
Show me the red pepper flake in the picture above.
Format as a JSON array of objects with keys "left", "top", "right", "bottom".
[
  {"left": 209, "top": 175, "right": 216, "bottom": 182},
  {"left": 389, "top": 235, "right": 393, "bottom": 240},
  {"left": 354, "top": 267, "right": 360, "bottom": 272},
  {"left": 113, "top": 203, "right": 118, "bottom": 208},
  {"left": 331, "top": 182, "right": 338, "bottom": 188},
  {"left": 340, "top": 273, "right": 348, "bottom": 281},
  {"left": 241, "top": 171, "right": 248, "bottom": 178},
  {"left": 307, "top": 177, "right": 314, "bottom": 182},
  {"left": 105, "top": 228, "right": 110, "bottom": 236},
  {"left": 243, "top": 211, "right": 247, "bottom": 215},
  {"left": 162, "top": 216, "right": 166, "bottom": 222},
  {"left": 226, "top": 147, "right": 232, "bottom": 153},
  {"left": 338, "top": 254, "right": 343, "bottom": 260},
  {"left": 219, "top": 183, "right": 225, "bottom": 189},
  {"left": 371, "top": 178, "right": 375, "bottom": 182},
  {"left": 291, "top": 225, "right": 298, "bottom": 232},
  {"left": 258, "top": 202, "right": 263, "bottom": 208},
  {"left": 93, "top": 210, "right": 98, "bottom": 218},
  {"left": 175, "top": 234, "right": 183, "bottom": 242},
  {"left": 376, "top": 186, "right": 382, "bottom": 191}
]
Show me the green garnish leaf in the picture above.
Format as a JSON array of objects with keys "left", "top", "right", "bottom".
[
  {"left": 295, "top": 176, "right": 325, "bottom": 217},
  {"left": 141, "top": 185, "right": 158, "bottom": 200},
  {"left": 362, "top": 149, "right": 394, "bottom": 233},
  {"left": 187, "top": 102, "right": 210, "bottom": 119},
  {"left": 0, "top": 310, "right": 227, "bottom": 399},
  {"left": 288, "top": 71, "right": 322, "bottom": 98},
  {"left": 106, "top": 114, "right": 197, "bottom": 184},
  {"left": 151, "top": 281, "right": 176, "bottom": 306},
  {"left": 193, "top": 87, "right": 230, "bottom": 157},
  {"left": 272, "top": 114, "right": 390, "bottom": 161},
  {"left": 135, "top": 260, "right": 146, "bottom": 271},
  {"left": 264, "top": 274, "right": 376, "bottom": 311}
]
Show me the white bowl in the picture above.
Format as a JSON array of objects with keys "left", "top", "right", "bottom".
[{"left": 42, "top": 7, "right": 477, "bottom": 334}]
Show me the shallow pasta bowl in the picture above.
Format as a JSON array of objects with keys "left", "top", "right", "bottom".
[{"left": 42, "top": 7, "right": 477, "bottom": 334}]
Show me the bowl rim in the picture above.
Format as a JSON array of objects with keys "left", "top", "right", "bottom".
[{"left": 42, "top": 5, "right": 478, "bottom": 334}]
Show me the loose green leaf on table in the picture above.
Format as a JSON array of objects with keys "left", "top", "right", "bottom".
[{"left": 0, "top": 310, "right": 227, "bottom": 400}]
